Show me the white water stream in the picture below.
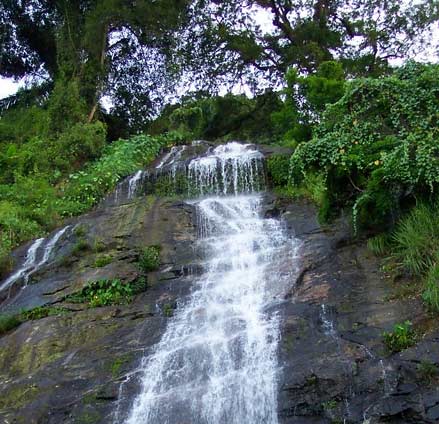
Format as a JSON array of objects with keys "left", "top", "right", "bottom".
[
  {"left": 125, "top": 143, "right": 299, "bottom": 424},
  {"left": 0, "top": 225, "right": 71, "bottom": 293}
]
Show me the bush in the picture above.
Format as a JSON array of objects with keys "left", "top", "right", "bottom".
[
  {"left": 138, "top": 246, "right": 161, "bottom": 273},
  {"left": 290, "top": 62, "right": 439, "bottom": 230},
  {"left": 267, "top": 155, "right": 290, "bottom": 187},
  {"left": 383, "top": 320, "right": 416, "bottom": 352}
]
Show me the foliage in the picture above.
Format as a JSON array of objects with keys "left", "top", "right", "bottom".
[
  {"left": 67, "top": 279, "right": 133, "bottom": 307},
  {"left": 0, "top": 314, "right": 21, "bottom": 336},
  {"left": 163, "top": 303, "right": 174, "bottom": 317},
  {"left": 110, "top": 355, "right": 131, "bottom": 378},
  {"left": 267, "top": 155, "right": 291, "bottom": 187},
  {"left": 0, "top": 130, "right": 176, "bottom": 276},
  {"left": 138, "top": 246, "right": 161, "bottom": 273},
  {"left": 66, "top": 277, "right": 148, "bottom": 307},
  {"left": 150, "top": 92, "right": 284, "bottom": 143},
  {"left": 290, "top": 63, "right": 439, "bottom": 231},
  {"left": 183, "top": 0, "right": 438, "bottom": 95},
  {"left": 0, "top": 0, "right": 196, "bottom": 127},
  {"left": 383, "top": 321, "right": 416, "bottom": 352},
  {"left": 275, "top": 172, "right": 326, "bottom": 210},
  {"left": 60, "top": 133, "right": 175, "bottom": 216}
]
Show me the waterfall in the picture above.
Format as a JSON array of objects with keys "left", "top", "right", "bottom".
[
  {"left": 156, "top": 146, "right": 186, "bottom": 170},
  {"left": 187, "top": 142, "right": 264, "bottom": 195},
  {"left": 124, "top": 143, "right": 298, "bottom": 424},
  {"left": 32, "top": 226, "right": 71, "bottom": 274},
  {"left": 0, "top": 225, "right": 71, "bottom": 293},
  {"left": 0, "top": 238, "right": 45, "bottom": 292},
  {"left": 128, "top": 171, "right": 144, "bottom": 199}
]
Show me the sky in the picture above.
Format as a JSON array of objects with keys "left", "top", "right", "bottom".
[{"left": 1, "top": 6, "right": 438, "bottom": 101}]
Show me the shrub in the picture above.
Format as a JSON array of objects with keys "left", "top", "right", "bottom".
[
  {"left": 383, "top": 320, "right": 416, "bottom": 352},
  {"left": 290, "top": 62, "right": 439, "bottom": 230},
  {"left": 0, "top": 315, "right": 21, "bottom": 335},
  {"left": 138, "top": 246, "right": 161, "bottom": 273},
  {"left": 267, "top": 154, "right": 290, "bottom": 187}
]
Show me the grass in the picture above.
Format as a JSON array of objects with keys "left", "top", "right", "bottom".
[
  {"left": 20, "top": 306, "right": 67, "bottom": 320},
  {"left": 369, "top": 203, "right": 439, "bottom": 315},
  {"left": 93, "top": 254, "right": 113, "bottom": 268},
  {"left": 0, "top": 305, "right": 68, "bottom": 336},
  {"left": 367, "top": 233, "right": 392, "bottom": 257},
  {"left": 422, "top": 264, "right": 439, "bottom": 312},
  {"left": 392, "top": 204, "right": 439, "bottom": 276}
]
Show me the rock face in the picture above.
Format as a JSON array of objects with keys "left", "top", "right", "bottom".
[
  {"left": 273, "top": 197, "right": 439, "bottom": 424},
  {"left": 0, "top": 142, "right": 438, "bottom": 423}
]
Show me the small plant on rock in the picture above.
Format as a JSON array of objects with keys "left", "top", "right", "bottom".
[
  {"left": 417, "top": 360, "right": 438, "bottom": 384},
  {"left": 20, "top": 306, "right": 67, "bottom": 320},
  {"left": 138, "top": 245, "right": 161, "bottom": 273},
  {"left": 67, "top": 279, "right": 133, "bottom": 307},
  {"left": 383, "top": 320, "right": 416, "bottom": 352},
  {"left": 0, "top": 314, "right": 21, "bottom": 335},
  {"left": 93, "top": 254, "right": 113, "bottom": 268}
]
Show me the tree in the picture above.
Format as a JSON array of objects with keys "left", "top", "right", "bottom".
[
  {"left": 187, "top": 0, "right": 439, "bottom": 85},
  {"left": 0, "top": 0, "right": 193, "bottom": 129}
]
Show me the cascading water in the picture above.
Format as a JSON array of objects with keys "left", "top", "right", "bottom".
[
  {"left": 128, "top": 171, "right": 144, "bottom": 199},
  {"left": 0, "top": 225, "right": 71, "bottom": 293},
  {"left": 123, "top": 143, "right": 299, "bottom": 424},
  {"left": 0, "top": 237, "right": 45, "bottom": 292}
]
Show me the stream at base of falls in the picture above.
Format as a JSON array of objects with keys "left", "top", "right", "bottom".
[{"left": 122, "top": 143, "right": 300, "bottom": 424}]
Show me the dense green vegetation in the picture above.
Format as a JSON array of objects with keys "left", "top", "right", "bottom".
[
  {"left": 0, "top": 128, "right": 179, "bottom": 277},
  {"left": 66, "top": 278, "right": 147, "bottom": 307}
]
